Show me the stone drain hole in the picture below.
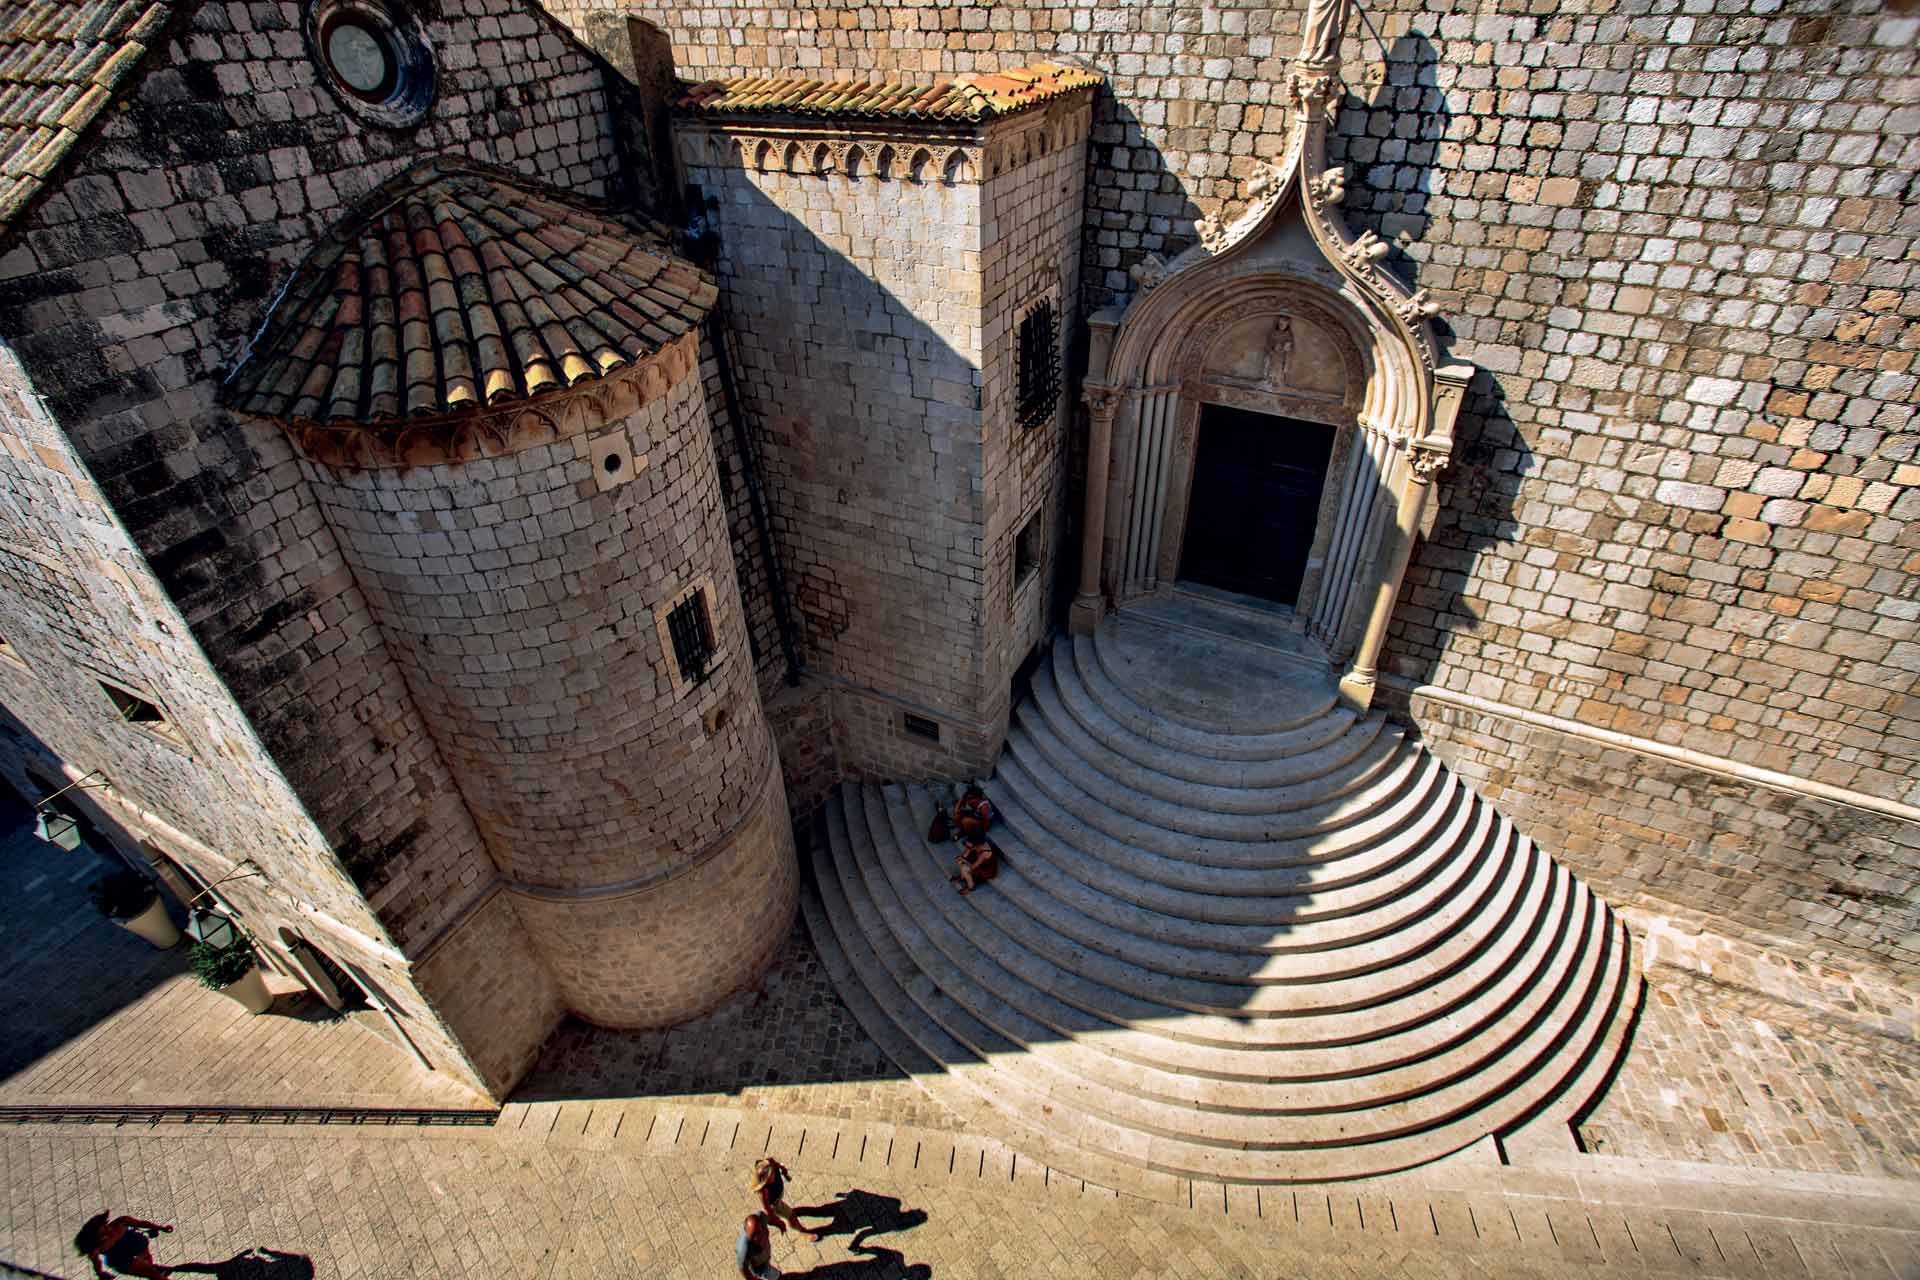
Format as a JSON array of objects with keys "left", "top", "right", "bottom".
[{"left": 603, "top": 452, "right": 624, "bottom": 473}]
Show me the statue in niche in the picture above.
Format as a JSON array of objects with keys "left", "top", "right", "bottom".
[
  {"left": 1201, "top": 313, "right": 1346, "bottom": 399},
  {"left": 1259, "top": 317, "right": 1295, "bottom": 389},
  {"left": 1296, "top": 0, "right": 1352, "bottom": 65}
]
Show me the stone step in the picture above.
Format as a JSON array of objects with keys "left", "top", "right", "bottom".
[
  {"left": 989, "top": 765, "right": 1474, "bottom": 932},
  {"left": 878, "top": 783, "right": 1564, "bottom": 1027},
  {"left": 1031, "top": 661, "right": 1390, "bottom": 809},
  {"left": 975, "top": 787, "right": 1512, "bottom": 983},
  {"left": 853, "top": 784, "right": 1582, "bottom": 1066},
  {"left": 1046, "top": 643, "right": 1364, "bottom": 789},
  {"left": 993, "top": 748, "right": 1453, "bottom": 889},
  {"left": 1091, "top": 613, "right": 1339, "bottom": 737},
  {"left": 801, "top": 819, "right": 1180, "bottom": 1201},
  {"left": 801, "top": 609, "right": 1642, "bottom": 1184},
  {"left": 1071, "top": 635, "right": 1350, "bottom": 761},
  {"left": 1013, "top": 708, "right": 1401, "bottom": 837},
  {"left": 821, "top": 787, "right": 1638, "bottom": 1182},
  {"left": 834, "top": 792, "right": 1616, "bottom": 1152},
  {"left": 1002, "top": 726, "right": 1420, "bottom": 859}
]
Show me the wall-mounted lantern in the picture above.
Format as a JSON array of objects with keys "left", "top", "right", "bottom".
[
  {"left": 186, "top": 909, "right": 239, "bottom": 950},
  {"left": 33, "top": 809, "right": 82, "bottom": 850},
  {"left": 30, "top": 769, "right": 109, "bottom": 851}
]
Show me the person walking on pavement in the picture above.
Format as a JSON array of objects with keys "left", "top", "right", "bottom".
[
  {"left": 736, "top": 1211, "right": 780, "bottom": 1280},
  {"left": 750, "top": 1156, "right": 821, "bottom": 1241},
  {"left": 75, "top": 1211, "right": 176, "bottom": 1278}
]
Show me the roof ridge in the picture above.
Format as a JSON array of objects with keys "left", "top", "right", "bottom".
[{"left": 674, "top": 60, "right": 1100, "bottom": 123}]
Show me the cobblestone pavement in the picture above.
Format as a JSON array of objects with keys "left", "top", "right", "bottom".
[
  {"left": 515, "top": 919, "right": 1920, "bottom": 1186},
  {"left": 1580, "top": 974, "right": 1919, "bottom": 1182},
  {"left": 0, "top": 821, "right": 482, "bottom": 1113},
  {"left": 3, "top": 1119, "right": 1914, "bottom": 1280},
  {"left": 514, "top": 922, "right": 959, "bottom": 1131}
]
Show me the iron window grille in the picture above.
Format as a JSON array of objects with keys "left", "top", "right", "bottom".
[
  {"left": 667, "top": 592, "right": 716, "bottom": 684},
  {"left": 1016, "top": 299, "right": 1060, "bottom": 429}
]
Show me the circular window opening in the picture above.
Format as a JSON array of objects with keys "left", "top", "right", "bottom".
[
  {"left": 322, "top": 15, "right": 398, "bottom": 101},
  {"left": 306, "top": 0, "right": 436, "bottom": 128}
]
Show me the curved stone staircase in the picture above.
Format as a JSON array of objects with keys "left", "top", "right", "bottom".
[{"left": 804, "top": 609, "right": 1641, "bottom": 1193}]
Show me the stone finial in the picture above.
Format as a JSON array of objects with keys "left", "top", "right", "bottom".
[{"left": 1128, "top": 253, "right": 1169, "bottom": 292}]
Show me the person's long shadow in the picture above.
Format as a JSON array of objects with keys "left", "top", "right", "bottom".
[
  {"left": 792, "top": 1188, "right": 927, "bottom": 1244},
  {"left": 168, "top": 1248, "right": 314, "bottom": 1279},
  {"left": 786, "top": 1241, "right": 932, "bottom": 1280}
]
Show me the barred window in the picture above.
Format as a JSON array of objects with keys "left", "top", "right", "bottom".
[
  {"left": 666, "top": 593, "right": 716, "bottom": 684},
  {"left": 1016, "top": 299, "right": 1060, "bottom": 429}
]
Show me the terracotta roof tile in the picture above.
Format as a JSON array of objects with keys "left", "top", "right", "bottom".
[
  {"left": 674, "top": 59, "right": 1101, "bottom": 124},
  {"left": 0, "top": 0, "right": 171, "bottom": 230},
  {"left": 223, "top": 156, "right": 716, "bottom": 427}
]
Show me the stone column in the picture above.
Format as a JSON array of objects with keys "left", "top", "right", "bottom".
[
  {"left": 1071, "top": 382, "right": 1124, "bottom": 635},
  {"left": 1336, "top": 442, "right": 1449, "bottom": 711}
]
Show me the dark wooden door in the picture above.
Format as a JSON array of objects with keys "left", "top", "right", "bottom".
[{"left": 1179, "top": 405, "right": 1335, "bottom": 607}]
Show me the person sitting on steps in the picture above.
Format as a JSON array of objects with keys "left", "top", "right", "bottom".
[
  {"left": 952, "top": 783, "right": 995, "bottom": 841},
  {"left": 950, "top": 834, "right": 999, "bottom": 895}
]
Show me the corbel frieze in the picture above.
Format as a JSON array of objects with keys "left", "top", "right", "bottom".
[
  {"left": 268, "top": 333, "right": 700, "bottom": 472},
  {"left": 677, "top": 120, "right": 987, "bottom": 185}
]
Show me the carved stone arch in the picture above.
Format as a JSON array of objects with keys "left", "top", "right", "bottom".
[
  {"left": 783, "top": 141, "right": 805, "bottom": 174},
  {"left": 941, "top": 147, "right": 972, "bottom": 185},
  {"left": 907, "top": 147, "right": 932, "bottom": 183},
  {"left": 1073, "top": 125, "right": 1473, "bottom": 712},
  {"left": 875, "top": 145, "right": 895, "bottom": 180},
  {"left": 814, "top": 142, "right": 834, "bottom": 175},
  {"left": 752, "top": 139, "right": 775, "bottom": 171},
  {"left": 843, "top": 144, "right": 865, "bottom": 179}
]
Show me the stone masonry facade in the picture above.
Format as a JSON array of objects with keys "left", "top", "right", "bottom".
[
  {"left": 0, "top": 0, "right": 696, "bottom": 1098},
  {"left": 677, "top": 98, "right": 1093, "bottom": 785},
  {"left": 557, "top": 0, "right": 1920, "bottom": 990},
  {"left": 0, "top": 0, "right": 1914, "bottom": 1109}
]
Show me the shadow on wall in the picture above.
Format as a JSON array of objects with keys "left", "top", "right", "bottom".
[
  {"left": 0, "top": 704, "right": 188, "bottom": 1084},
  {"left": 677, "top": 136, "right": 1069, "bottom": 785},
  {"left": 1322, "top": 31, "right": 1536, "bottom": 694}
]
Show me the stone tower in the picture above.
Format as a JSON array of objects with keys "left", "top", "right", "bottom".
[{"left": 224, "top": 158, "right": 796, "bottom": 1029}]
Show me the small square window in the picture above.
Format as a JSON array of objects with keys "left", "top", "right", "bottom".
[
  {"left": 1016, "top": 298, "right": 1060, "bottom": 429},
  {"left": 666, "top": 591, "right": 716, "bottom": 685},
  {"left": 903, "top": 712, "right": 941, "bottom": 743},
  {"left": 98, "top": 677, "right": 185, "bottom": 748},
  {"left": 1015, "top": 509, "right": 1043, "bottom": 587}
]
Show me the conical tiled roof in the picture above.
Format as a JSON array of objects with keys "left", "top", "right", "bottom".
[
  {"left": 224, "top": 157, "right": 716, "bottom": 428},
  {"left": 676, "top": 60, "right": 1101, "bottom": 123}
]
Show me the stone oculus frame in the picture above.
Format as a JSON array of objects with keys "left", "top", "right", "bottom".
[{"left": 1075, "top": 0, "right": 1473, "bottom": 712}]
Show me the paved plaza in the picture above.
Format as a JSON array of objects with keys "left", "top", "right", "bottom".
[
  {"left": 0, "top": 818, "right": 483, "bottom": 1114},
  {"left": 3, "top": 1113, "right": 1917, "bottom": 1280},
  {"left": 3, "top": 817, "right": 1917, "bottom": 1277}
]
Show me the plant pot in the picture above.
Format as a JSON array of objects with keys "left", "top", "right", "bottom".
[
  {"left": 216, "top": 965, "right": 273, "bottom": 1015},
  {"left": 115, "top": 896, "right": 180, "bottom": 949}
]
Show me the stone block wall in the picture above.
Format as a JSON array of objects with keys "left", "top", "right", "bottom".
[
  {"left": 1403, "top": 692, "right": 1920, "bottom": 979},
  {"left": 600, "top": 0, "right": 1919, "bottom": 982},
  {"left": 298, "top": 335, "right": 793, "bottom": 1026},
  {"left": 0, "top": 0, "right": 635, "bottom": 1094},
  {"left": 679, "top": 123, "right": 1002, "bottom": 779},
  {"left": 980, "top": 106, "right": 1093, "bottom": 693},
  {"left": 0, "top": 341, "right": 501, "bottom": 1097}
]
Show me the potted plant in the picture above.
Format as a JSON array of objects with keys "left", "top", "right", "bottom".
[
  {"left": 87, "top": 870, "right": 180, "bottom": 949},
  {"left": 188, "top": 940, "right": 273, "bottom": 1014}
]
